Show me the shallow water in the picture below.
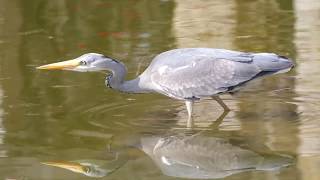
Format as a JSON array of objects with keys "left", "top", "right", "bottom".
[{"left": 0, "top": 0, "right": 320, "bottom": 179}]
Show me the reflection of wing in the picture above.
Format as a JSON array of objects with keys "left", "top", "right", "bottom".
[
  {"left": 146, "top": 48, "right": 261, "bottom": 99},
  {"left": 139, "top": 133, "right": 293, "bottom": 179}
]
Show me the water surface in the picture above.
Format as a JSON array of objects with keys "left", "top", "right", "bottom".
[{"left": 0, "top": 0, "right": 320, "bottom": 179}]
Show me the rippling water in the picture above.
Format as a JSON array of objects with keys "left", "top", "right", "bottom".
[{"left": 0, "top": 0, "right": 320, "bottom": 179}]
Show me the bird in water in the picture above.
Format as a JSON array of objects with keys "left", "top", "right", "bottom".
[{"left": 37, "top": 48, "right": 294, "bottom": 125}]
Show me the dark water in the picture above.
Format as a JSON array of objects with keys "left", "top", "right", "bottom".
[{"left": 0, "top": 0, "right": 319, "bottom": 179}]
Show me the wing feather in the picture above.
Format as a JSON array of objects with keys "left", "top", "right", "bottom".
[
  {"left": 150, "top": 57, "right": 260, "bottom": 99},
  {"left": 140, "top": 48, "right": 291, "bottom": 99}
]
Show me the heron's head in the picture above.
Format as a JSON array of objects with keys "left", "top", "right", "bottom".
[
  {"left": 42, "top": 161, "right": 109, "bottom": 178},
  {"left": 37, "top": 53, "right": 121, "bottom": 72}
]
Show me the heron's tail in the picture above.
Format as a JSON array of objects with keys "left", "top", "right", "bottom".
[{"left": 253, "top": 53, "right": 294, "bottom": 74}]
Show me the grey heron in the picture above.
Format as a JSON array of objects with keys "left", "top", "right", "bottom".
[
  {"left": 139, "top": 133, "right": 293, "bottom": 179},
  {"left": 37, "top": 48, "right": 294, "bottom": 123},
  {"left": 42, "top": 133, "right": 293, "bottom": 179}
]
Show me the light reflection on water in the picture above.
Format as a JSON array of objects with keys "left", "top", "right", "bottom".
[{"left": 0, "top": 0, "right": 319, "bottom": 179}]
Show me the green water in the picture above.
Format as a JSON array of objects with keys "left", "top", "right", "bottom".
[{"left": 0, "top": 0, "right": 320, "bottom": 179}]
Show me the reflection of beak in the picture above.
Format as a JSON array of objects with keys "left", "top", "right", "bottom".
[
  {"left": 42, "top": 161, "right": 86, "bottom": 174},
  {"left": 37, "top": 59, "right": 80, "bottom": 70}
]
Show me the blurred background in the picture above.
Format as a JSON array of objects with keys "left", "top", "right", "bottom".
[{"left": 0, "top": 0, "right": 319, "bottom": 179}]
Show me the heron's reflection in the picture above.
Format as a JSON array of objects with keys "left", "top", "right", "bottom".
[
  {"left": 138, "top": 132, "right": 293, "bottom": 179},
  {"left": 42, "top": 129, "right": 293, "bottom": 179},
  {"left": 40, "top": 105, "right": 231, "bottom": 177},
  {"left": 42, "top": 160, "right": 110, "bottom": 178},
  {"left": 42, "top": 101, "right": 291, "bottom": 178},
  {"left": 42, "top": 149, "right": 128, "bottom": 178}
]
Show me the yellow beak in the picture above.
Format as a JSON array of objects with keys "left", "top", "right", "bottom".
[
  {"left": 37, "top": 59, "right": 81, "bottom": 70},
  {"left": 42, "top": 161, "right": 86, "bottom": 174}
]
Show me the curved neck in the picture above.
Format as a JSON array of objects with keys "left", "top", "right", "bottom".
[{"left": 104, "top": 60, "right": 149, "bottom": 93}]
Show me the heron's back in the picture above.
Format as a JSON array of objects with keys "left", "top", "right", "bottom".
[{"left": 140, "top": 48, "right": 293, "bottom": 100}]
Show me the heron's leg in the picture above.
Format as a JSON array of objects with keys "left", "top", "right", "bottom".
[
  {"left": 212, "top": 96, "right": 230, "bottom": 111},
  {"left": 209, "top": 110, "right": 229, "bottom": 130},
  {"left": 185, "top": 100, "right": 194, "bottom": 128}
]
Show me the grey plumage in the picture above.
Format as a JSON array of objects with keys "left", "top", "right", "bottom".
[
  {"left": 37, "top": 48, "right": 294, "bottom": 124},
  {"left": 139, "top": 133, "right": 293, "bottom": 179},
  {"left": 141, "top": 48, "right": 293, "bottom": 100}
]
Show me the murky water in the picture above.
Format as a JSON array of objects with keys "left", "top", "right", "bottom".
[{"left": 0, "top": 0, "right": 320, "bottom": 179}]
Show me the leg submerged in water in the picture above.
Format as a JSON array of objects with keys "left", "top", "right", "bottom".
[
  {"left": 185, "top": 100, "right": 194, "bottom": 128},
  {"left": 212, "top": 96, "right": 230, "bottom": 111}
]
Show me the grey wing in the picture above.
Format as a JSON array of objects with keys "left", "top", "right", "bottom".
[{"left": 150, "top": 57, "right": 261, "bottom": 100}]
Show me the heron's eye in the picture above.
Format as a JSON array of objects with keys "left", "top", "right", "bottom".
[{"left": 80, "top": 61, "right": 87, "bottom": 66}]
